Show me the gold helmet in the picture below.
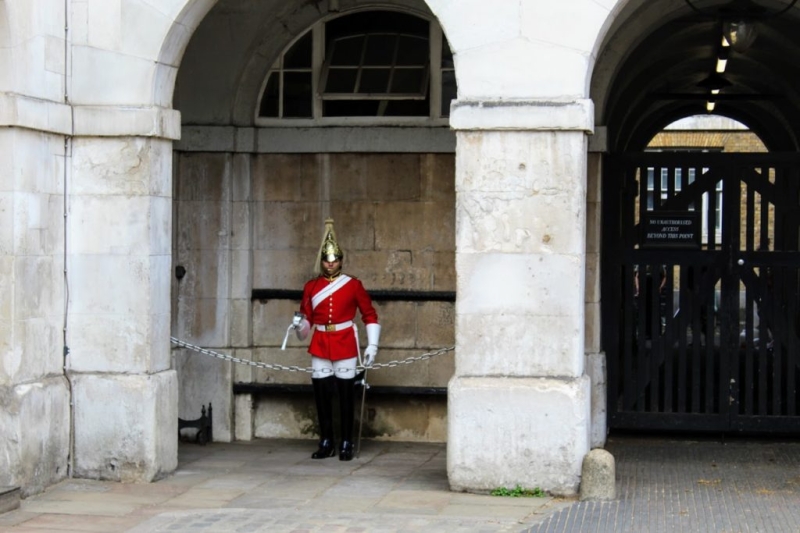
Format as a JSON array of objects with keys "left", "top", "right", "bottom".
[{"left": 316, "top": 218, "right": 344, "bottom": 274}]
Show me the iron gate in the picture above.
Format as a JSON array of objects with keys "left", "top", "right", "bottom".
[{"left": 603, "top": 152, "right": 800, "bottom": 433}]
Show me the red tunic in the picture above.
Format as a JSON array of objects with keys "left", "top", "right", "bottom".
[{"left": 299, "top": 274, "right": 378, "bottom": 361}]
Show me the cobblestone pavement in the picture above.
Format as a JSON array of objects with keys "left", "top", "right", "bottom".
[
  {"left": 0, "top": 439, "right": 569, "bottom": 533},
  {"left": 2, "top": 435, "right": 799, "bottom": 532},
  {"left": 524, "top": 435, "right": 800, "bottom": 533}
]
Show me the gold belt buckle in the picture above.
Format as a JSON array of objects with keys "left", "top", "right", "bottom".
[{"left": 325, "top": 324, "right": 336, "bottom": 332}]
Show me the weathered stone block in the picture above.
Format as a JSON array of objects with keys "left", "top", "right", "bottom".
[
  {"left": 585, "top": 251, "right": 600, "bottom": 303},
  {"left": 230, "top": 202, "right": 251, "bottom": 251},
  {"left": 175, "top": 199, "right": 229, "bottom": 252},
  {"left": 253, "top": 201, "right": 324, "bottom": 250},
  {"left": 457, "top": 191, "right": 584, "bottom": 255},
  {"left": 364, "top": 153, "right": 421, "bottom": 201},
  {"left": 586, "top": 352, "right": 607, "bottom": 449},
  {"left": 584, "top": 301, "right": 601, "bottom": 355},
  {"left": 448, "top": 375, "right": 591, "bottom": 496},
  {"left": 72, "top": 371, "right": 178, "bottom": 482},
  {"left": 13, "top": 191, "right": 63, "bottom": 256},
  {"left": 327, "top": 200, "right": 376, "bottom": 251},
  {"left": 231, "top": 154, "right": 251, "bottom": 202},
  {"left": 251, "top": 154, "right": 319, "bottom": 202},
  {"left": 176, "top": 153, "right": 230, "bottom": 202},
  {"left": 374, "top": 201, "right": 455, "bottom": 252},
  {"left": 367, "top": 348, "right": 428, "bottom": 387},
  {"left": 0, "top": 195, "right": 12, "bottom": 255},
  {"left": 230, "top": 298, "right": 251, "bottom": 347},
  {"left": 416, "top": 301, "right": 456, "bottom": 348},
  {"left": 229, "top": 348, "right": 252, "bottom": 384},
  {"left": 421, "top": 153, "right": 456, "bottom": 203},
  {"left": 457, "top": 252, "right": 584, "bottom": 318},
  {"left": 426, "top": 348, "right": 456, "bottom": 387},
  {"left": 0, "top": 378, "right": 70, "bottom": 497},
  {"left": 234, "top": 393, "right": 254, "bottom": 441},
  {"left": 252, "top": 299, "right": 300, "bottom": 347},
  {"left": 230, "top": 249, "right": 252, "bottom": 299},
  {"left": 379, "top": 301, "right": 417, "bottom": 349},
  {"left": 176, "top": 346, "right": 232, "bottom": 442},
  {"left": 174, "top": 296, "right": 229, "bottom": 348},
  {"left": 329, "top": 153, "right": 368, "bottom": 201},
  {"left": 0, "top": 486, "right": 20, "bottom": 514},
  {"left": 252, "top": 249, "right": 314, "bottom": 288},
  {"left": 253, "top": 395, "right": 315, "bottom": 439},
  {"left": 252, "top": 346, "right": 311, "bottom": 385},
  {"left": 72, "top": 138, "right": 172, "bottom": 197},
  {"left": 456, "top": 312, "right": 583, "bottom": 378}
]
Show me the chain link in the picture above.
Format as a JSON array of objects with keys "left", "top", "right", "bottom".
[{"left": 170, "top": 336, "right": 454, "bottom": 374}]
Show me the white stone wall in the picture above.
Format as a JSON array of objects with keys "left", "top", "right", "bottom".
[
  {"left": 0, "top": 0, "right": 72, "bottom": 496},
  {"left": 1, "top": 0, "right": 190, "bottom": 495}
]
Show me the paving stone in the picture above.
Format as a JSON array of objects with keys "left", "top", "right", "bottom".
[{"left": 5, "top": 437, "right": 800, "bottom": 533}]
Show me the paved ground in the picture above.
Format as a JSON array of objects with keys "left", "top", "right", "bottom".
[
  {"left": 525, "top": 434, "right": 800, "bottom": 533},
  {"left": 1, "top": 435, "right": 799, "bottom": 532}
]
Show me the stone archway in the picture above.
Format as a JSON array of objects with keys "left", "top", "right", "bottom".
[
  {"left": 170, "top": 1, "right": 458, "bottom": 445},
  {"left": 591, "top": 0, "right": 800, "bottom": 437}
]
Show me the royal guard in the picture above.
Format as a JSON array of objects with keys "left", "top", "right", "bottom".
[{"left": 289, "top": 219, "right": 380, "bottom": 461}]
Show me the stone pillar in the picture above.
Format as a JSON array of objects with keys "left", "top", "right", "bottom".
[
  {"left": 0, "top": 97, "right": 73, "bottom": 496},
  {"left": 586, "top": 134, "right": 607, "bottom": 448},
  {"left": 447, "top": 99, "right": 593, "bottom": 496},
  {"left": 67, "top": 110, "right": 180, "bottom": 482}
]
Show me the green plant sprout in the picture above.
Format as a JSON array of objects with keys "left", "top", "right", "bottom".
[{"left": 490, "top": 485, "right": 546, "bottom": 497}]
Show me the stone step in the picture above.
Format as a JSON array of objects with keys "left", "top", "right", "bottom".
[{"left": 0, "top": 486, "right": 21, "bottom": 514}]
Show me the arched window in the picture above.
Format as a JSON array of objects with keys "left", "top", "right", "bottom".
[{"left": 257, "top": 10, "right": 456, "bottom": 124}]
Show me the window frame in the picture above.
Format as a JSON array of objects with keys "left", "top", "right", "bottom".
[{"left": 255, "top": 10, "right": 452, "bottom": 127}]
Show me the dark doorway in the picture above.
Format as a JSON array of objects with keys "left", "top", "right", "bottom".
[{"left": 603, "top": 152, "right": 800, "bottom": 433}]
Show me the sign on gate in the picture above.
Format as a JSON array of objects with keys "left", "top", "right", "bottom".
[{"left": 641, "top": 211, "right": 701, "bottom": 248}]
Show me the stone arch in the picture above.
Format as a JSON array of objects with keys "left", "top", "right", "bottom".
[
  {"left": 590, "top": 0, "right": 800, "bottom": 441},
  {"left": 592, "top": 0, "right": 800, "bottom": 152},
  {"left": 171, "top": 0, "right": 457, "bottom": 444},
  {"left": 154, "top": 0, "right": 219, "bottom": 107}
]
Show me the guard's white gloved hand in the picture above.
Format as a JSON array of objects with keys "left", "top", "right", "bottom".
[
  {"left": 295, "top": 316, "right": 310, "bottom": 341},
  {"left": 364, "top": 323, "right": 381, "bottom": 367}
]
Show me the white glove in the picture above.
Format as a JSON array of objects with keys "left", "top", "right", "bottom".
[
  {"left": 364, "top": 323, "right": 381, "bottom": 367},
  {"left": 295, "top": 317, "right": 310, "bottom": 341}
]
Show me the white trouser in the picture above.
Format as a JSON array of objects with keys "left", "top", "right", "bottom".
[{"left": 311, "top": 356, "right": 356, "bottom": 379}]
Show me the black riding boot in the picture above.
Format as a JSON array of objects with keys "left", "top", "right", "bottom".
[
  {"left": 311, "top": 376, "right": 336, "bottom": 459},
  {"left": 337, "top": 376, "right": 356, "bottom": 461}
]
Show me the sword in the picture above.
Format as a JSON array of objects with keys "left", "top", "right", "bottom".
[
  {"left": 280, "top": 325, "right": 294, "bottom": 350},
  {"left": 356, "top": 368, "right": 369, "bottom": 458},
  {"left": 281, "top": 312, "right": 305, "bottom": 350}
]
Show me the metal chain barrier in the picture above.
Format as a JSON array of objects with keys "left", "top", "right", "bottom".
[{"left": 170, "top": 336, "right": 454, "bottom": 374}]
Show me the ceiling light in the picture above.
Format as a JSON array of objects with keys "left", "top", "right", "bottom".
[
  {"left": 723, "top": 19, "right": 758, "bottom": 52},
  {"left": 706, "top": 101, "right": 716, "bottom": 112},
  {"left": 716, "top": 58, "right": 728, "bottom": 73}
]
